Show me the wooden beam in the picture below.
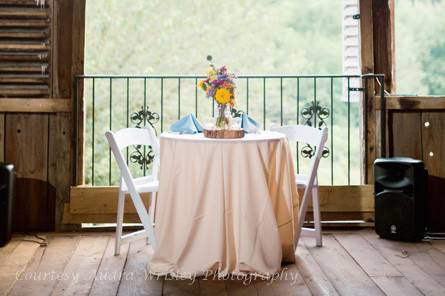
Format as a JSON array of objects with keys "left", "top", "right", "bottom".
[
  {"left": 360, "top": 0, "right": 375, "bottom": 75},
  {"left": 300, "top": 185, "right": 374, "bottom": 212},
  {"left": 71, "top": 0, "right": 86, "bottom": 185},
  {"left": 360, "top": 0, "right": 376, "bottom": 184},
  {"left": 49, "top": 0, "right": 86, "bottom": 230},
  {"left": 63, "top": 204, "right": 143, "bottom": 224},
  {"left": 0, "top": 98, "right": 71, "bottom": 112},
  {"left": 67, "top": 185, "right": 374, "bottom": 223},
  {"left": 372, "top": 0, "right": 395, "bottom": 161},
  {"left": 372, "top": 0, "right": 395, "bottom": 93},
  {"left": 69, "top": 186, "right": 151, "bottom": 215},
  {"left": 305, "top": 212, "right": 374, "bottom": 223},
  {"left": 376, "top": 96, "right": 445, "bottom": 110}
]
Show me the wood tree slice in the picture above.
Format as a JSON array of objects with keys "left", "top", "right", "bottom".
[{"left": 204, "top": 129, "right": 245, "bottom": 139}]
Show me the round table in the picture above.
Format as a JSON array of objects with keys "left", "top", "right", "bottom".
[{"left": 149, "top": 131, "right": 299, "bottom": 277}]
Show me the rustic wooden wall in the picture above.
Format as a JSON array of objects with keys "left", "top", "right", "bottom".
[
  {"left": 0, "top": 0, "right": 85, "bottom": 231},
  {"left": 384, "top": 98, "right": 445, "bottom": 232}
]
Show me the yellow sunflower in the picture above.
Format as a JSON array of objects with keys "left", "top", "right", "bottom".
[{"left": 214, "top": 88, "right": 232, "bottom": 105}]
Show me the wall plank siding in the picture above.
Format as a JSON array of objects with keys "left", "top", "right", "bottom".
[
  {"left": 388, "top": 107, "right": 445, "bottom": 233},
  {"left": 388, "top": 112, "right": 423, "bottom": 159},
  {"left": 48, "top": 113, "right": 73, "bottom": 230},
  {"left": 0, "top": 0, "right": 85, "bottom": 231},
  {"left": 5, "top": 113, "right": 53, "bottom": 231},
  {"left": 421, "top": 112, "right": 445, "bottom": 233},
  {"left": 0, "top": 113, "right": 4, "bottom": 161}
]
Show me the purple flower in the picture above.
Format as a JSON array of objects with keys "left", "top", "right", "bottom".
[
  {"left": 217, "top": 73, "right": 228, "bottom": 80},
  {"left": 207, "top": 88, "right": 215, "bottom": 97},
  {"left": 212, "top": 79, "right": 224, "bottom": 87}
]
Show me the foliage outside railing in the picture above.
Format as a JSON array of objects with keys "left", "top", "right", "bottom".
[{"left": 74, "top": 74, "right": 384, "bottom": 186}]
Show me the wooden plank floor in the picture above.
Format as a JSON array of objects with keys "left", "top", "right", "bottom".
[{"left": 1, "top": 230, "right": 445, "bottom": 296}]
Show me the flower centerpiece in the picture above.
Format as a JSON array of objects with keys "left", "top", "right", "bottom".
[{"left": 198, "top": 56, "right": 236, "bottom": 129}]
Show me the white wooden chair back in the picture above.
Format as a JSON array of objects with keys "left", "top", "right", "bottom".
[
  {"left": 106, "top": 127, "right": 160, "bottom": 186},
  {"left": 272, "top": 125, "right": 327, "bottom": 187}
]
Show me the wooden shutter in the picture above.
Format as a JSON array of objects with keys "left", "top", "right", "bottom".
[
  {"left": 0, "top": 0, "right": 50, "bottom": 98},
  {"left": 342, "top": 0, "right": 361, "bottom": 102}
]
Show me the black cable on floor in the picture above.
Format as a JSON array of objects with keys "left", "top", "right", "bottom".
[{"left": 23, "top": 233, "right": 48, "bottom": 247}]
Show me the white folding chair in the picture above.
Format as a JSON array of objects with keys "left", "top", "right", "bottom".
[
  {"left": 271, "top": 125, "right": 328, "bottom": 247},
  {"left": 105, "top": 127, "right": 160, "bottom": 255}
]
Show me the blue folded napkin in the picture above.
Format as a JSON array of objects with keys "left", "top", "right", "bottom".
[
  {"left": 170, "top": 113, "right": 203, "bottom": 134},
  {"left": 241, "top": 114, "right": 259, "bottom": 133}
]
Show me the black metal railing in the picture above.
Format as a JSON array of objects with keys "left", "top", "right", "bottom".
[{"left": 74, "top": 74, "right": 385, "bottom": 186}]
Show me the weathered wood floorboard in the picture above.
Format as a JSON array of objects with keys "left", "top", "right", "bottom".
[{"left": 1, "top": 231, "right": 444, "bottom": 296}]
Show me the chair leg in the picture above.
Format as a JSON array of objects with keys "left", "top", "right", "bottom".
[
  {"left": 130, "top": 190, "right": 157, "bottom": 248},
  {"left": 294, "top": 185, "right": 311, "bottom": 248},
  {"left": 312, "top": 185, "right": 322, "bottom": 247},
  {"left": 115, "top": 190, "right": 125, "bottom": 255},
  {"left": 149, "top": 191, "right": 157, "bottom": 226},
  {"left": 146, "top": 192, "right": 153, "bottom": 245},
  {"left": 298, "top": 186, "right": 312, "bottom": 230}
]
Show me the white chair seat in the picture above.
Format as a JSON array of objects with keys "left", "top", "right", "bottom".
[
  {"left": 296, "top": 174, "right": 318, "bottom": 187},
  {"left": 121, "top": 176, "right": 159, "bottom": 193},
  {"left": 296, "top": 174, "right": 308, "bottom": 186}
]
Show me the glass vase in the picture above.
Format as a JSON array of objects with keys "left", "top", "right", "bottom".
[{"left": 215, "top": 103, "right": 229, "bottom": 129}]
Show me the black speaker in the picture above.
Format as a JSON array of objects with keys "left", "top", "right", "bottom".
[
  {"left": 0, "top": 163, "right": 15, "bottom": 247},
  {"left": 374, "top": 157, "right": 427, "bottom": 241}
]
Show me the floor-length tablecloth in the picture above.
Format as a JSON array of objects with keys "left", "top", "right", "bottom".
[{"left": 149, "top": 132, "right": 299, "bottom": 277}]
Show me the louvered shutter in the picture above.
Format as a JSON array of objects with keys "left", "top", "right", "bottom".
[
  {"left": 342, "top": 0, "right": 361, "bottom": 102},
  {"left": 0, "top": 0, "right": 50, "bottom": 98}
]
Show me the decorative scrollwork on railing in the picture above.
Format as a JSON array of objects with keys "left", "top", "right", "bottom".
[
  {"left": 129, "top": 105, "right": 160, "bottom": 171},
  {"left": 301, "top": 101, "right": 329, "bottom": 128},
  {"left": 300, "top": 144, "right": 330, "bottom": 159},
  {"left": 130, "top": 106, "right": 160, "bottom": 130},
  {"left": 300, "top": 101, "right": 330, "bottom": 159},
  {"left": 301, "top": 144, "right": 315, "bottom": 159},
  {"left": 230, "top": 107, "right": 244, "bottom": 118},
  {"left": 130, "top": 145, "right": 155, "bottom": 170}
]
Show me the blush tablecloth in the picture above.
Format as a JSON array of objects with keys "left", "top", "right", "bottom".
[{"left": 149, "top": 132, "right": 299, "bottom": 277}]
